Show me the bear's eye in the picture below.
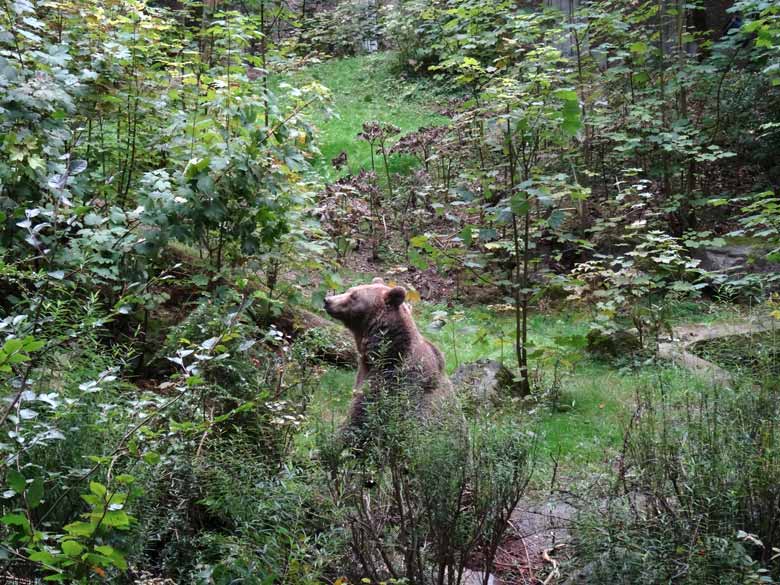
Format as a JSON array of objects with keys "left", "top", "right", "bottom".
[{"left": 350, "top": 291, "right": 358, "bottom": 299}]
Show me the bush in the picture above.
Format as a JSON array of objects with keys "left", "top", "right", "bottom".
[
  {"left": 320, "top": 383, "right": 534, "bottom": 584},
  {"left": 572, "top": 375, "right": 780, "bottom": 584},
  {"left": 130, "top": 442, "right": 341, "bottom": 584},
  {"left": 124, "top": 296, "right": 339, "bottom": 582},
  {"left": 298, "top": 1, "right": 384, "bottom": 58}
]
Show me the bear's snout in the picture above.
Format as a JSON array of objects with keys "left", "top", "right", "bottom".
[{"left": 323, "top": 295, "right": 340, "bottom": 317}]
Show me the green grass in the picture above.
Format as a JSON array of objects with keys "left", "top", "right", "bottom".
[
  {"left": 279, "top": 53, "right": 450, "bottom": 180},
  {"left": 300, "top": 299, "right": 734, "bottom": 470},
  {"left": 279, "top": 53, "right": 763, "bottom": 473}
]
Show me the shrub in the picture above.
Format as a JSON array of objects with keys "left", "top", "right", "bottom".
[
  {"left": 298, "top": 1, "right": 384, "bottom": 58},
  {"left": 320, "top": 382, "right": 534, "bottom": 584},
  {"left": 130, "top": 442, "right": 341, "bottom": 584},
  {"left": 572, "top": 374, "right": 780, "bottom": 583}
]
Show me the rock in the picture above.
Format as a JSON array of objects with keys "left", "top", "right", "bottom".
[
  {"left": 694, "top": 243, "right": 780, "bottom": 277},
  {"left": 693, "top": 245, "right": 753, "bottom": 274},
  {"left": 451, "top": 359, "right": 526, "bottom": 406},
  {"left": 585, "top": 328, "right": 641, "bottom": 359}
]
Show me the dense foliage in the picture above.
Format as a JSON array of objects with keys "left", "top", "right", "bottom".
[{"left": 1, "top": 0, "right": 779, "bottom": 582}]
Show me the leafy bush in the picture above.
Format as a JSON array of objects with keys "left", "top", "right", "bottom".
[
  {"left": 572, "top": 375, "right": 780, "bottom": 583},
  {"left": 298, "top": 1, "right": 384, "bottom": 58},
  {"left": 568, "top": 231, "right": 709, "bottom": 351},
  {"left": 320, "top": 383, "right": 534, "bottom": 584},
  {"left": 131, "top": 441, "right": 340, "bottom": 584},
  {"left": 0, "top": 290, "right": 153, "bottom": 581}
]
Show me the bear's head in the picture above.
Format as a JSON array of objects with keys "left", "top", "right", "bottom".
[{"left": 324, "top": 277, "right": 407, "bottom": 333}]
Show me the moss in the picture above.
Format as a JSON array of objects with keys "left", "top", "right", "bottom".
[{"left": 585, "top": 327, "right": 642, "bottom": 359}]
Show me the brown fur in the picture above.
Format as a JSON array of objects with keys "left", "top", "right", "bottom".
[{"left": 324, "top": 278, "right": 453, "bottom": 431}]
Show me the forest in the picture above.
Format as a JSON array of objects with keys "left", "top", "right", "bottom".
[{"left": 1, "top": 0, "right": 779, "bottom": 583}]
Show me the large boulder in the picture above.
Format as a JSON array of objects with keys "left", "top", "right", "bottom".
[
  {"left": 451, "top": 359, "right": 526, "bottom": 406},
  {"left": 693, "top": 245, "right": 753, "bottom": 274},
  {"left": 693, "top": 243, "right": 780, "bottom": 277},
  {"left": 586, "top": 328, "right": 641, "bottom": 359}
]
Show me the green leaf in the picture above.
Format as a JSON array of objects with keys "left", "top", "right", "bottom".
[
  {"left": 64, "top": 521, "right": 95, "bottom": 537},
  {"left": 83, "top": 213, "right": 104, "bottom": 226},
  {"left": 61, "top": 540, "right": 84, "bottom": 557},
  {"left": 510, "top": 194, "right": 530, "bottom": 216},
  {"left": 143, "top": 451, "right": 161, "bottom": 465},
  {"left": 191, "top": 274, "right": 210, "bottom": 288},
  {"left": 94, "top": 545, "right": 127, "bottom": 570},
  {"left": 409, "top": 234, "right": 429, "bottom": 247},
  {"left": 547, "top": 209, "right": 566, "bottom": 230},
  {"left": 23, "top": 338, "right": 45, "bottom": 352},
  {"left": 99, "top": 510, "right": 130, "bottom": 528},
  {"left": 408, "top": 248, "right": 429, "bottom": 270},
  {"left": 2, "top": 338, "right": 24, "bottom": 355},
  {"left": 554, "top": 89, "right": 578, "bottom": 101},
  {"left": 7, "top": 470, "right": 25, "bottom": 494},
  {"left": 29, "top": 550, "right": 57, "bottom": 564},
  {"left": 1, "top": 514, "right": 30, "bottom": 533},
  {"left": 459, "top": 226, "right": 473, "bottom": 246},
  {"left": 561, "top": 98, "right": 582, "bottom": 136},
  {"left": 27, "top": 478, "right": 44, "bottom": 509},
  {"left": 89, "top": 481, "right": 107, "bottom": 498}
]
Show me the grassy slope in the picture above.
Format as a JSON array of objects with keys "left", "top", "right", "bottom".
[
  {"left": 288, "top": 53, "right": 751, "bottom": 473},
  {"left": 283, "top": 53, "right": 450, "bottom": 180}
]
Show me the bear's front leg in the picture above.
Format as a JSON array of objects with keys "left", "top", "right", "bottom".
[
  {"left": 337, "top": 389, "right": 368, "bottom": 451},
  {"left": 354, "top": 355, "right": 369, "bottom": 390}
]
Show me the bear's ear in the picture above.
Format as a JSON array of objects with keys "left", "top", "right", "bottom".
[
  {"left": 372, "top": 277, "right": 385, "bottom": 285},
  {"left": 386, "top": 286, "right": 406, "bottom": 307}
]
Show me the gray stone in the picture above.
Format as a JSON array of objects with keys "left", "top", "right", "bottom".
[
  {"left": 657, "top": 319, "right": 777, "bottom": 386},
  {"left": 451, "top": 359, "right": 525, "bottom": 406},
  {"left": 693, "top": 245, "right": 753, "bottom": 274}
]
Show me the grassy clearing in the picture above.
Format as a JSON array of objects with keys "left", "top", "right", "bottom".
[
  {"left": 302, "top": 299, "right": 734, "bottom": 471},
  {"left": 282, "top": 53, "right": 762, "bottom": 473},
  {"left": 282, "top": 53, "right": 450, "bottom": 180}
]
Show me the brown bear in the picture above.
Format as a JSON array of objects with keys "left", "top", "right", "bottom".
[{"left": 323, "top": 277, "right": 453, "bottom": 433}]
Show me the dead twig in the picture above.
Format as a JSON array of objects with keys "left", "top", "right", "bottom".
[{"left": 541, "top": 544, "right": 568, "bottom": 585}]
